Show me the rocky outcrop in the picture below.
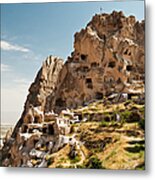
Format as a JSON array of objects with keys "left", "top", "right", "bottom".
[
  {"left": 2, "top": 108, "right": 76, "bottom": 167},
  {"left": 1, "top": 11, "right": 145, "bottom": 168},
  {"left": 11, "top": 56, "right": 64, "bottom": 138},
  {"left": 26, "top": 56, "right": 64, "bottom": 111},
  {"left": 45, "top": 11, "right": 145, "bottom": 113},
  {"left": 1, "top": 56, "right": 64, "bottom": 166}
]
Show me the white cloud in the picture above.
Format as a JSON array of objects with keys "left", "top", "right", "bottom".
[
  {"left": 1, "top": 64, "right": 12, "bottom": 72},
  {"left": 1, "top": 40, "right": 30, "bottom": 52}
]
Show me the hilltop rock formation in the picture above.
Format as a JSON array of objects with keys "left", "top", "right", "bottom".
[
  {"left": 1, "top": 11, "right": 145, "bottom": 168},
  {"left": 46, "top": 11, "right": 145, "bottom": 113}
]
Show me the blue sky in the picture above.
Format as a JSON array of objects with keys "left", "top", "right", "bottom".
[{"left": 1, "top": 0, "right": 145, "bottom": 125}]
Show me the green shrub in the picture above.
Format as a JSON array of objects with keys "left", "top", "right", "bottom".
[
  {"left": 135, "top": 162, "right": 145, "bottom": 170},
  {"left": 70, "top": 155, "right": 81, "bottom": 164},
  {"left": 86, "top": 156, "right": 104, "bottom": 169},
  {"left": 139, "top": 118, "right": 145, "bottom": 130},
  {"left": 100, "top": 120, "right": 109, "bottom": 127},
  {"left": 47, "top": 157, "right": 54, "bottom": 167},
  {"left": 120, "top": 110, "right": 132, "bottom": 123}
]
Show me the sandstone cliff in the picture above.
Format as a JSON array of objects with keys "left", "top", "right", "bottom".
[
  {"left": 1, "top": 11, "right": 145, "bottom": 169},
  {"left": 46, "top": 11, "right": 144, "bottom": 113}
]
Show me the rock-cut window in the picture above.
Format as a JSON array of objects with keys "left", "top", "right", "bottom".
[
  {"left": 96, "top": 92, "right": 103, "bottom": 100},
  {"left": 48, "top": 124, "right": 55, "bottom": 135},
  {"left": 126, "top": 65, "right": 133, "bottom": 71},
  {"left": 85, "top": 78, "right": 93, "bottom": 89},
  {"left": 86, "top": 78, "right": 92, "bottom": 83},
  {"left": 34, "top": 116, "right": 40, "bottom": 123},
  {"left": 108, "top": 61, "right": 116, "bottom": 68},
  {"left": 81, "top": 54, "right": 87, "bottom": 61}
]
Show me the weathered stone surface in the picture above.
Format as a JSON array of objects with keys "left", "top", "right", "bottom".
[
  {"left": 26, "top": 56, "right": 64, "bottom": 111},
  {"left": 48, "top": 11, "right": 145, "bottom": 112}
]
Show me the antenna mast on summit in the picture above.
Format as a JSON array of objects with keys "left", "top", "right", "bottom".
[{"left": 100, "top": 7, "right": 103, "bottom": 14}]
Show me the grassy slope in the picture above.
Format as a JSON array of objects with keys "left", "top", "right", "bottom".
[{"left": 46, "top": 98, "right": 145, "bottom": 170}]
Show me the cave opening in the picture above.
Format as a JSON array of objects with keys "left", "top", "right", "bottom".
[
  {"left": 28, "top": 128, "right": 33, "bottom": 133},
  {"left": 96, "top": 92, "right": 103, "bottom": 100},
  {"left": 81, "top": 54, "right": 87, "bottom": 61},
  {"left": 43, "top": 126, "right": 47, "bottom": 134},
  {"left": 117, "top": 78, "right": 122, "bottom": 84},
  {"left": 34, "top": 116, "right": 40, "bottom": 123},
  {"left": 126, "top": 65, "right": 133, "bottom": 71},
  {"left": 85, "top": 78, "right": 93, "bottom": 89},
  {"left": 124, "top": 49, "right": 128, "bottom": 55},
  {"left": 48, "top": 124, "right": 55, "bottom": 135},
  {"left": 108, "top": 61, "right": 116, "bottom": 68},
  {"left": 86, "top": 78, "right": 92, "bottom": 83}
]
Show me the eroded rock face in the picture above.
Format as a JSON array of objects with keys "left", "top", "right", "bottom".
[
  {"left": 48, "top": 11, "right": 145, "bottom": 112},
  {"left": 1, "top": 56, "right": 64, "bottom": 166},
  {"left": 11, "top": 56, "right": 64, "bottom": 138},
  {"left": 1, "top": 11, "right": 145, "bottom": 167},
  {"left": 2, "top": 107, "right": 74, "bottom": 167},
  {"left": 26, "top": 56, "right": 64, "bottom": 111}
]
